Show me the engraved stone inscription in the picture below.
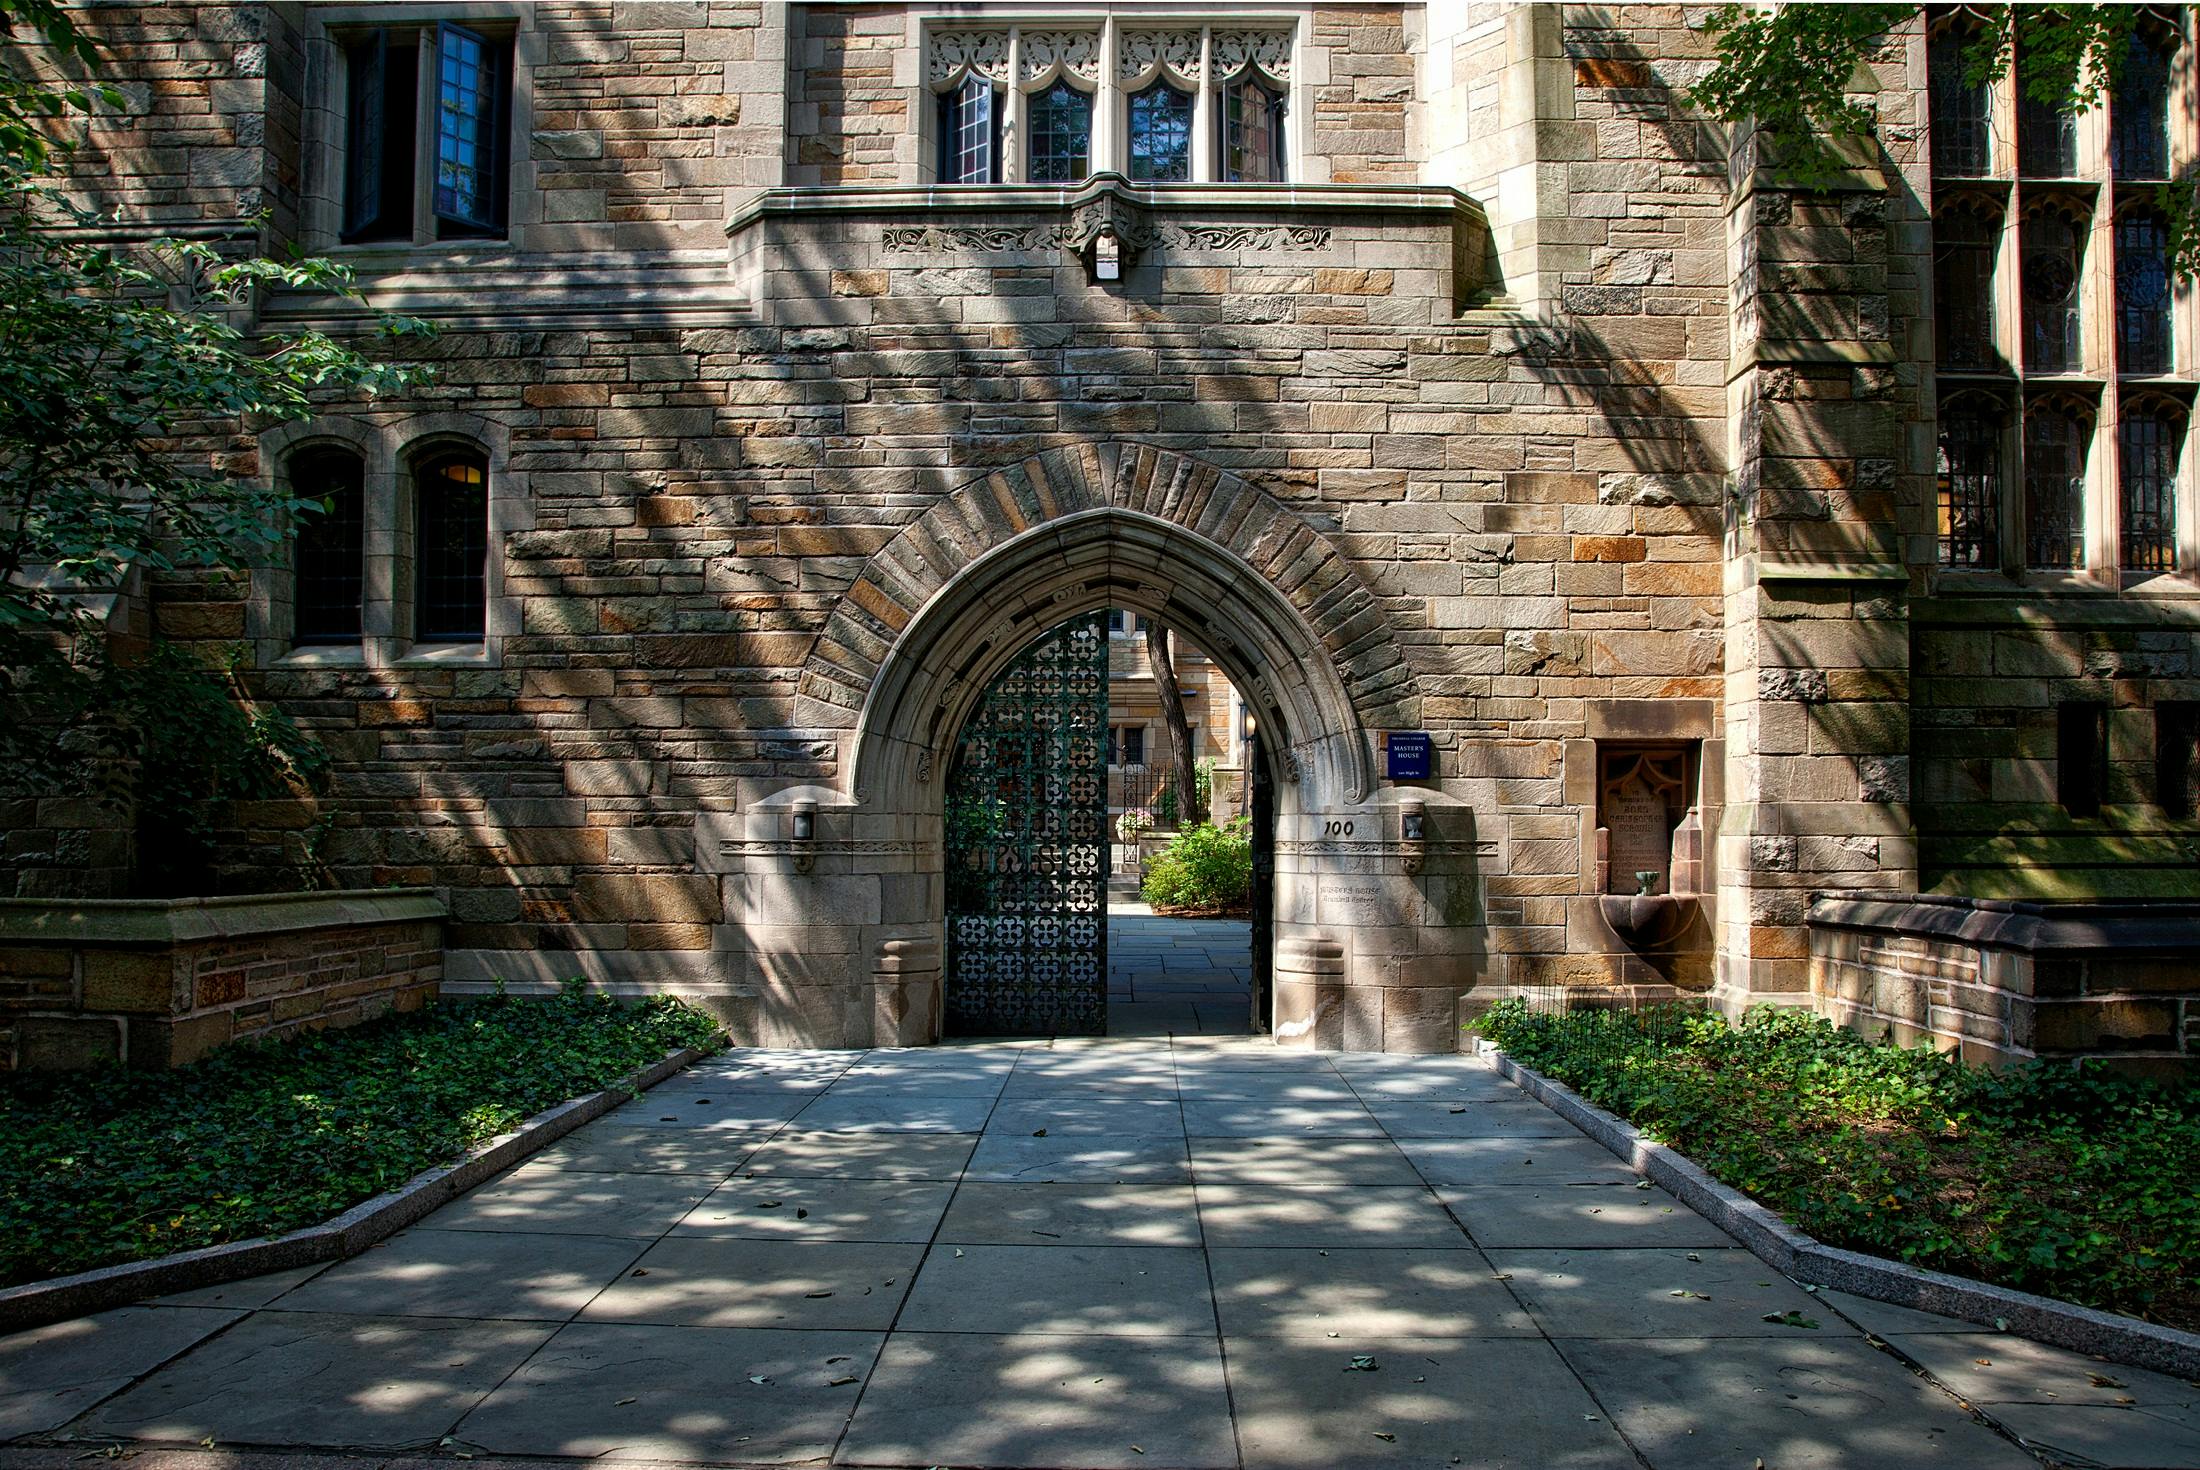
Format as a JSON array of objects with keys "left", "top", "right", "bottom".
[{"left": 1605, "top": 775, "right": 1673, "bottom": 895}]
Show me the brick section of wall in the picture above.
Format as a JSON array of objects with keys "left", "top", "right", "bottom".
[
  {"left": 1810, "top": 895, "right": 2200, "bottom": 1076},
  {"left": 1310, "top": 7, "right": 1416, "bottom": 183},
  {"left": 0, "top": 891, "right": 444, "bottom": 1070},
  {"left": 789, "top": 4, "right": 904, "bottom": 186}
]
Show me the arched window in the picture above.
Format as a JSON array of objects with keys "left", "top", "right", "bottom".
[
  {"left": 937, "top": 74, "right": 1000, "bottom": 184},
  {"left": 1027, "top": 79, "right": 1092, "bottom": 183},
  {"left": 1935, "top": 199, "right": 2000, "bottom": 371},
  {"left": 414, "top": 447, "right": 489, "bottom": 642},
  {"left": 2021, "top": 205, "right": 2084, "bottom": 373},
  {"left": 2116, "top": 206, "right": 2173, "bottom": 374},
  {"left": 1930, "top": 23, "right": 1991, "bottom": 176},
  {"left": 2023, "top": 401, "right": 2091, "bottom": 569},
  {"left": 1938, "top": 399, "right": 2005, "bottom": 569},
  {"left": 2120, "top": 400, "right": 2185, "bottom": 572},
  {"left": 2111, "top": 26, "right": 2175, "bottom": 180},
  {"left": 1128, "top": 81, "right": 1193, "bottom": 182},
  {"left": 289, "top": 447, "right": 365, "bottom": 644},
  {"left": 1221, "top": 73, "right": 1287, "bottom": 183}
]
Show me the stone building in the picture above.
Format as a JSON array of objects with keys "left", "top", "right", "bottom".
[
  {"left": 6, "top": 1, "right": 2199, "bottom": 1067},
  {"left": 1103, "top": 613, "right": 1246, "bottom": 824}
]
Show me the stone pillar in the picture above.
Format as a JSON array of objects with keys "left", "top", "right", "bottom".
[{"left": 1717, "top": 132, "right": 1921, "bottom": 1009}]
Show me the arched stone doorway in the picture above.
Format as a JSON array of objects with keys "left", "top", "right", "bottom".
[{"left": 717, "top": 444, "right": 1483, "bottom": 1052}]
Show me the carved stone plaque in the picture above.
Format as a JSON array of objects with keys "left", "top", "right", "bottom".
[{"left": 1599, "top": 747, "right": 1689, "bottom": 895}]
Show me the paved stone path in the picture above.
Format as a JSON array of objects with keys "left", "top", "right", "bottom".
[
  {"left": 1108, "top": 911, "right": 1252, "bottom": 1037},
  {"left": 6, "top": 1040, "right": 2196, "bottom": 1469}
]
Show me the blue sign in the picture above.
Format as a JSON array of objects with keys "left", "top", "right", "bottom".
[{"left": 1386, "top": 732, "right": 1434, "bottom": 781}]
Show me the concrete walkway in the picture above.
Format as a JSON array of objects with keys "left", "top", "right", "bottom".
[{"left": 6, "top": 1040, "right": 2194, "bottom": 1469}]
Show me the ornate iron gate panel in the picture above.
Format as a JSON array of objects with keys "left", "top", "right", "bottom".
[{"left": 943, "top": 611, "right": 1110, "bottom": 1035}]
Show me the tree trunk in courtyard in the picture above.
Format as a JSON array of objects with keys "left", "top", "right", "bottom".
[{"left": 1145, "top": 624, "right": 1202, "bottom": 827}]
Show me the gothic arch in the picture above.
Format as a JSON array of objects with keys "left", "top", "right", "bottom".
[{"left": 796, "top": 443, "right": 1418, "bottom": 810}]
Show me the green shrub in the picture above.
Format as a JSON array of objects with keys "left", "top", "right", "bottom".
[
  {"left": 0, "top": 984, "right": 722, "bottom": 1286},
  {"left": 1141, "top": 818, "right": 1252, "bottom": 911},
  {"left": 1472, "top": 999, "right": 2200, "bottom": 1329}
]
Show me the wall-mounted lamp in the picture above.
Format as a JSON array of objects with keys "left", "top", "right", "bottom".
[
  {"left": 1239, "top": 703, "right": 1257, "bottom": 742},
  {"left": 790, "top": 798, "right": 817, "bottom": 873},
  {"left": 1399, "top": 797, "right": 1427, "bottom": 876},
  {"left": 1090, "top": 226, "right": 1122, "bottom": 282}
]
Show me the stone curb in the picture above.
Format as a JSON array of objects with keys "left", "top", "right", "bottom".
[
  {"left": 1482, "top": 1043, "right": 2200, "bottom": 1381},
  {"left": 0, "top": 1042, "right": 718, "bottom": 1336}
]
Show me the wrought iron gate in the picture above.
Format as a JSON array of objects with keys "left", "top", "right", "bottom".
[{"left": 943, "top": 611, "right": 1110, "bottom": 1035}]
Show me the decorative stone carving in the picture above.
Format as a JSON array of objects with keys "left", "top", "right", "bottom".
[
  {"left": 1212, "top": 30, "right": 1292, "bottom": 83},
  {"left": 1018, "top": 30, "right": 1102, "bottom": 86},
  {"left": 928, "top": 30, "right": 1010, "bottom": 87},
  {"left": 882, "top": 219, "right": 1332, "bottom": 254},
  {"left": 1119, "top": 30, "right": 1202, "bottom": 85}
]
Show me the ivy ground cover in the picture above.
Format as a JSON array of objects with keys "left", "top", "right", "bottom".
[
  {"left": 0, "top": 987, "right": 721, "bottom": 1287},
  {"left": 1474, "top": 1000, "right": 2200, "bottom": 1332}
]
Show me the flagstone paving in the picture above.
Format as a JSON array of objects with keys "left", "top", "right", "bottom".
[{"left": 5, "top": 1038, "right": 2194, "bottom": 1469}]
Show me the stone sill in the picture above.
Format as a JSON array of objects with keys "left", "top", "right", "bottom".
[
  {"left": 1808, "top": 890, "right": 2200, "bottom": 956},
  {"left": 726, "top": 174, "right": 1489, "bottom": 233},
  {"left": 260, "top": 247, "right": 754, "bottom": 331},
  {"left": 0, "top": 888, "right": 446, "bottom": 947}
]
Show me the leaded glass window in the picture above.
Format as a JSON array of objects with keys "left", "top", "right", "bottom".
[
  {"left": 1930, "top": 27, "right": 1991, "bottom": 176},
  {"left": 2117, "top": 208, "right": 2174, "bottom": 375},
  {"left": 1027, "top": 79, "right": 1092, "bottom": 184},
  {"left": 938, "top": 75, "right": 1000, "bottom": 184},
  {"left": 2022, "top": 210, "right": 2083, "bottom": 373},
  {"left": 1128, "top": 81, "right": 1192, "bottom": 182},
  {"left": 433, "top": 22, "right": 504, "bottom": 235},
  {"left": 415, "top": 449, "right": 489, "bottom": 642},
  {"left": 2018, "top": 57, "right": 2079, "bottom": 177},
  {"left": 2112, "top": 30, "right": 2174, "bottom": 179},
  {"left": 2024, "top": 406, "right": 2089, "bottom": 569},
  {"left": 1222, "top": 75, "right": 1287, "bottom": 183},
  {"left": 291, "top": 449, "right": 366, "bottom": 644},
  {"left": 1939, "top": 405, "right": 2004, "bottom": 569},
  {"left": 2121, "top": 406, "right": 2183, "bottom": 572},
  {"left": 1936, "top": 203, "right": 1999, "bottom": 371}
]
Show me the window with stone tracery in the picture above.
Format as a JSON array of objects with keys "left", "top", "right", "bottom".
[
  {"left": 1927, "top": 5, "right": 2196, "bottom": 580},
  {"left": 924, "top": 23, "right": 1291, "bottom": 186}
]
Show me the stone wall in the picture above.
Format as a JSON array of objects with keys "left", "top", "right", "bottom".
[
  {"left": 1810, "top": 893, "right": 2200, "bottom": 1076},
  {"left": 0, "top": 890, "right": 445, "bottom": 1070}
]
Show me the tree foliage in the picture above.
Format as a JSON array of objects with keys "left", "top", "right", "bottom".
[{"left": 0, "top": 0, "right": 425, "bottom": 891}]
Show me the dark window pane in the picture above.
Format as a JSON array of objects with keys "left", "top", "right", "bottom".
[
  {"left": 2022, "top": 212, "right": 2082, "bottom": 372},
  {"left": 937, "top": 75, "right": 998, "bottom": 183},
  {"left": 2023, "top": 408, "right": 2087, "bottom": 569},
  {"left": 291, "top": 449, "right": 365, "bottom": 644},
  {"left": 416, "top": 450, "right": 488, "bottom": 641},
  {"left": 2157, "top": 702, "right": 2199, "bottom": 818},
  {"left": 1930, "top": 28, "right": 1991, "bottom": 176},
  {"left": 2120, "top": 409, "right": 2182, "bottom": 571},
  {"left": 1123, "top": 726, "right": 1144, "bottom": 764},
  {"left": 1027, "top": 79, "right": 1091, "bottom": 184},
  {"left": 2116, "top": 210, "right": 2173, "bottom": 374},
  {"left": 2112, "top": 32, "right": 2173, "bottom": 179},
  {"left": 2018, "top": 90, "right": 2079, "bottom": 177},
  {"left": 1128, "top": 81, "right": 1192, "bottom": 182},
  {"left": 1938, "top": 406, "right": 2003, "bottom": 569},
  {"left": 434, "top": 22, "right": 504, "bottom": 235},
  {"left": 342, "top": 30, "right": 415, "bottom": 242},
  {"left": 1223, "top": 76, "right": 1287, "bottom": 183},
  {"left": 1935, "top": 205, "right": 1998, "bottom": 370},
  {"left": 2058, "top": 701, "right": 2107, "bottom": 817}
]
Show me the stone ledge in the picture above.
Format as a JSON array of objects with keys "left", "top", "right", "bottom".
[
  {"left": 1809, "top": 891, "right": 2200, "bottom": 955},
  {"left": 1481, "top": 1042, "right": 2200, "bottom": 1381},
  {"left": 0, "top": 888, "right": 445, "bottom": 948},
  {"left": 0, "top": 1040, "right": 718, "bottom": 1335}
]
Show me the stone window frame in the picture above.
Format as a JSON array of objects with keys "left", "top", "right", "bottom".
[
  {"left": 900, "top": 7, "right": 1319, "bottom": 187},
  {"left": 1924, "top": 5, "right": 2200, "bottom": 588},
  {"left": 1564, "top": 699, "right": 1723, "bottom": 898},
  {"left": 250, "top": 412, "right": 532, "bottom": 669},
  {"left": 297, "top": 5, "right": 539, "bottom": 255}
]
